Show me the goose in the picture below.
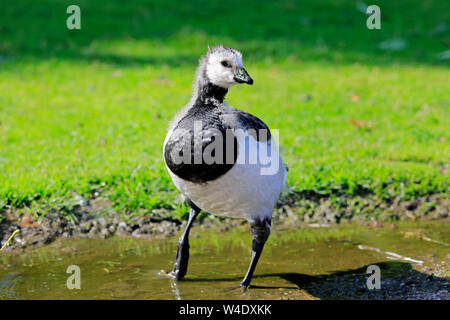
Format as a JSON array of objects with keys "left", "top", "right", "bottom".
[{"left": 163, "top": 45, "right": 287, "bottom": 290}]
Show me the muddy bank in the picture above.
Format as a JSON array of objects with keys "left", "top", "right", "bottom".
[
  {"left": 298, "top": 262, "right": 449, "bottom": 300},
  {"left": 1, "top": 193, "right": 448, "bottom": 252},
  {"left": 278, "top": 192, "right": 449, "bottom": 224}
]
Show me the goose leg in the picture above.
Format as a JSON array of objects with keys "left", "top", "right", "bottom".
[
  {"left": 240, "top": 217, "right": 271, "bottom": 291},
  {"left": 171, "top": 206, "right": 200, "bottom": 280}
]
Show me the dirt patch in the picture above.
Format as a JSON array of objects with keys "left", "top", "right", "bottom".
[
  {"left": 0, "top": 193, "right": 448, "bottom": 252},
  {"left": 299, "top": 262, "right": 450, "bottom": 300},
  {"left": 276, "top": 192, "right": 449, "bottom": 224}
]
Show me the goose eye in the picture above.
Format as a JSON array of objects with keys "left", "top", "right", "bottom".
[{"left": 221, "top": 60, "right": 230, "bottom": 67}]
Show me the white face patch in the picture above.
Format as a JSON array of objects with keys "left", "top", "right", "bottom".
[{"left": 206, "top": 48, "right": 244, "bottom": 88}]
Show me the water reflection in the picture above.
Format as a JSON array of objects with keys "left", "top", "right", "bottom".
[{"left": 0, "top": 222, "right": 448, "bottom": 299}]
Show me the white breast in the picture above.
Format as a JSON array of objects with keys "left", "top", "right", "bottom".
[{"left": 166, "top": 134, "right": 286, "bottom": 221}]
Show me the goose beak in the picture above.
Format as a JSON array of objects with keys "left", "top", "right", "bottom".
[{"left": 234, "top": 68, "right": 253, "bottom": 85}]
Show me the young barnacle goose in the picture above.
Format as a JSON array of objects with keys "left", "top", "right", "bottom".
[{"left": 163, "top": 45, "right": 287, "bottom": 290}]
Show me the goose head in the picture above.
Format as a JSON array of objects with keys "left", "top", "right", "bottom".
[{"left": 202, "top": 45, "right": 253, "bottom": 88}]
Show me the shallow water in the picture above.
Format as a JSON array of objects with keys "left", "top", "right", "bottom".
[{"left": 0, "top": 221, "right": 448, "bottom": 299}]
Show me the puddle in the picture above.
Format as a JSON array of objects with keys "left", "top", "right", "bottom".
[{"left": 0, "top": 221, "right": 448, "bottom": 299}]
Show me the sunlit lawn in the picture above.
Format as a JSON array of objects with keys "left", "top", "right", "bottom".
[{"left": 0, "top": 0, "right": 448, "bottom": 219}]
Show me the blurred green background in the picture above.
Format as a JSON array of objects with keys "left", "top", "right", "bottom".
[{"left": 0, "top": 0, "right": 448, "bottom": 220}]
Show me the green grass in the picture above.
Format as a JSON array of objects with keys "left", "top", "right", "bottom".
[{"left": 0, "top": 0, "right": 449, "bottom": 219}]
